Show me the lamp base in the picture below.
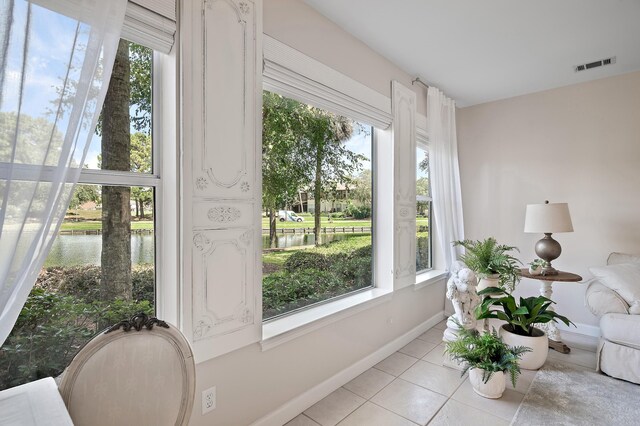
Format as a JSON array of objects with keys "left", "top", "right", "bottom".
[{"left": 535, "top": 233, "right": 562, "bottom": 276}]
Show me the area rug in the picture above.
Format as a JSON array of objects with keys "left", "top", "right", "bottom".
[{"left": 511, "top": 361, "right": 640, "bottom": 425}]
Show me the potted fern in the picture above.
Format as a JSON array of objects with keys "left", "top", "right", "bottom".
[
  {"left": 453, "top": 238, "right": 522, "bottom": 292},
  {"left": 445, "top": 325, "right": 530, "bottom": 399},
  {"left": 476, "top": 287, "right": 574, "bottom": 370}
]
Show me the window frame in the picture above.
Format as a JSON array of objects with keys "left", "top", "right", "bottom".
[
  {"left": 72, "top": 43, "right": 179, "bottom": 326},
  {"left": 261, "top": 36, "right": 395, "bottom": 349},
  {"left": 415, "top": 140, "right": 433, "bottom": 275}
]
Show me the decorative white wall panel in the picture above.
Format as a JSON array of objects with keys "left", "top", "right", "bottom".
[
  {"left": 181, "top": 0, "right": 263, "bottom": 362},
  {"left": 392, "top": 81, "right": 417, "bottom": 289}
]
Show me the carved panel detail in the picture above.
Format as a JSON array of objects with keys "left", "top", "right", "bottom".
[
  {"left": 207, "top": 206, "right": 241, "bottom": 223},
  {"left": 192, "top": 229, "right": 255, "bottom": 341},
  {"left": 201, "top": 0, "right": 251, "bottom": 190}
]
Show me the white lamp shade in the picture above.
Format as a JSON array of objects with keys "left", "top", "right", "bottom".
[{"left": 524, "top": 202, "right": 574, "bottom": 233}]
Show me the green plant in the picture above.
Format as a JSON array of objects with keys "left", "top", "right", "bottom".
[
  {"left": 284, "top": 251, "right": 329, "bottom": 273},
  {"left": 476, "top": 287, "right": 574, "bottom": 336},
  {"left": 445, "top": 325, "right": 530, "bottom": 387},
  {"left": 453, "top": 238, "right": 522, "bottom": 292},
  {"left": 0, "top": 288, "right": 153, "bottom": 390},
  {"left": 528, "top": 259, "right": 545, "bottom": 268}
]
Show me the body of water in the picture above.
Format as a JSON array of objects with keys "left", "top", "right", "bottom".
[
  {"left": 262, "top": 232, "right": 365, "bottom": 249},
  {"left": 45, "top": 234, "right": 155, "bottom": 267},
  {"left": 45, "top": 232, "right": 369, "bottom": 267}
]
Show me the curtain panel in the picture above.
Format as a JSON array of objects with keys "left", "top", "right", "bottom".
[
  {"left": 0, "top": 0, "right": 127, "bottom": 346},
  {"left": 427, "top": 87, "right": 465, "bottom": 270}
]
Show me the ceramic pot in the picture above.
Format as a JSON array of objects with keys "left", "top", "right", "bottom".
[
  {"left": 477, "top": 274, "right": 500, "bottom": 292},
  {"left": 469, "top": 369, "right": 506, "bottom": 399},
  {"left": 500, "top": 324, "right": 548, "bottom": 370},
  {"left": 528, "top": 265, "right": 542, "bottom": 275}
]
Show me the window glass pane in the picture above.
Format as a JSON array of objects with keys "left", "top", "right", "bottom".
[
  {"left": 84, "top": 41, "right": 153, "bottom": 172},
  {"left": 416, "top": 145, "right": 432, "bottom": 273},
  {"left": 0, "top": 184, "right": 155, "bottom": 390},
  {"left": 262, "top": 91, "right": 373, "bottom": 320}
]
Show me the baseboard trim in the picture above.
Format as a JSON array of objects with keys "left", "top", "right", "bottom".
[
  {"left": 250, "top": 311, "right": 445, "bottom": 426},
  {"left": 557, "top": 322, "right": 600, "bottom": 351}
]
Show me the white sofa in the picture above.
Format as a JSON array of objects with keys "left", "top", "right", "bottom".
[{"left": 586, "top": 252, "right": 640, "bottom": 384}]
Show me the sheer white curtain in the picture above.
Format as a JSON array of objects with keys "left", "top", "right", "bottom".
[
  {"left": 0, "top": 0, "right": 127, "bottom": 346},
  {"left": 427, "top": 87, "right": 464, "bottom": 270}
]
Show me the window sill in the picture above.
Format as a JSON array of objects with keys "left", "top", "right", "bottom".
[
  {"left": 261, "top": 288, "right": 393, "bottom": 351},
  {"left": 415, "top": 269, "right": 448, "bottom": 290}
]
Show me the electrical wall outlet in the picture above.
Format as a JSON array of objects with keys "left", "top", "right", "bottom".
[{"left": 202, "top": 386, "right": 216, "bottom": 415}]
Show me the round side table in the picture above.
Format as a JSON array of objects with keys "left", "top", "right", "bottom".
[{"left": 520, "top": 268, "right": 582, "bottom": 354}]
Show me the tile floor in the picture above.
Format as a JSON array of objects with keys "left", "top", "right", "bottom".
[{"left": 286, "top": 320, "right": 597, "bottom": 426}]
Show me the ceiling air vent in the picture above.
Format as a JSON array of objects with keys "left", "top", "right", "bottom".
[{"left": 574, "top": 56, "right": 616, "bottom": 73}]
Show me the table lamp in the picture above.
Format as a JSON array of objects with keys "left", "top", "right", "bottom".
[{"left": 524, "top": 201, "right": 573, "bottom": 275}]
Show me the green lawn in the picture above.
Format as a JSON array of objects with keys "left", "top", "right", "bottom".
[{"left": 60, "top": 221, "right": 154, "bottom": 231}]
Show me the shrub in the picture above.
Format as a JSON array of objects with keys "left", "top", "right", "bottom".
[
  {"left": 284, "top": 251, "right": 329, "bottom": 273},
  {"left": 345, "top": 205, "right": 371, "bottom": 219},
  {"left": 263, "top": 269, "right": 347, "bottom": 318},
  {"left": 0, "top": 285, "right": 154, "bottom": 391},
  {"left": 36, "top": 264, "right": 155, "bottom": 304}
]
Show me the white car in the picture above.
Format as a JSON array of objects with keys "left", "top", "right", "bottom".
[{"left": 278, "top": 210, "right": 304, "bottom": 222}]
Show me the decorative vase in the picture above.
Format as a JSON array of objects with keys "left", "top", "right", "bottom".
[
  {"left": 528, "top": 265, "right": 542, "bottom": 275},
  {"left": 477, "top": 274, "right": 500, "bottom": 292},
  {"left": 500, "top": 324, "right": 548, "bottom": 370},
  {"left": 468, "top": 369, "right": 506, "bottom": 399}
]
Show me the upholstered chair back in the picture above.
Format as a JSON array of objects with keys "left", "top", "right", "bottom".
[{"left": 59, "top": 314, "right": 195, "bottom": 426}]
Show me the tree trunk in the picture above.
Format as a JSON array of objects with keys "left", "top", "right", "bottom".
[
  {"left": 269, "top": 208, "right": 277, "bottom": 248},
  {"left": 134, "top": 198, "right": 139, "bottom": 218},
  {"left": 139, "top": 199, "right": 144, "bottom": 219},
  {"left": 101, "top": 39, "right": 132, "bottom": 301},
  {"left": 314, "top": 143, "right": 323, "bottom": 246}
]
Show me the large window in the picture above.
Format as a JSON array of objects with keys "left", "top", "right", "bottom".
[
  {"left": 262, "top": 91, "right": 374, "bottom": 320},
  {"left": 416, "top": 144, "right": 432, "bottom": 273},
  {"left": 0, "top": 40, "right": 159, "bottom": 390}
]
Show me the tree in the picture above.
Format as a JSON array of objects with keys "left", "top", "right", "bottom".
[
  {"left": 130, "top": 132, "right": 152, "bottom": 218},
  {"left": 100, "top": 39, "right": 132, "bottom": 301},
  {"left": 350, "top": 169, "right": 372, "bottom": 205},
  {"left": 262, "top": 92, "right": 311, "bottom": 247},
  {"left": 305, "top": 112, "right": 361, "bottom": 246},
  {"left": 68, "top": 185, "right": 100, "bottom": 210}
]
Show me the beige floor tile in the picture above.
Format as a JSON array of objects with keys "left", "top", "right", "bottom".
[
  {"left": 304, "top": 388, "right": 365, "bottom": 426},
  {"left": 505, "top": 367, "right": 537, "bottom": 394},
  {"left": 450, "top": 378, "right": 525, "bottom": 421},
  {"left": 422, "top": 343, "right": 447, "bottom": 366},
  {"left": 399, "top": 339, "right": 439, "bottom": 358},
  {"left": 371, "top": 378, "right": 447, "bottom": 425},
  {"left": 400, "top": 360, "right": 466, "bottom": 397},
  {"left": 343, "top": 368, "right": 395, "bottom": 399},
  {"left": 433, "top": 320, "right": 448, "bottom": 331},
  {"left": 337, "top": 402, "right": 418, "bottom": 426},
  {"left": 374, "top": 352, "right": 419, "bottom": 377},
  {"left": 417, "top": 328, "right": 445, "bottom": 344},
  {"left": 285, "top": 414, "right": 322, "bottom": 426},
  {"left": 546, "top": 346, "right": 597, "bottom": 369},
  {"left": 428, "top": 399, "right": 509, "bottom": 426}
]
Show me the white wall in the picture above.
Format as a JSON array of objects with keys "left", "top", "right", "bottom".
[
  {"left": 264, "top": 0, "right": 427, "bottom": 116},
  {"left": 189, "top": 1, "right": 444, "bottom": 424},
  {"left": 456, "top": 71, "right": 640, "bottom": 334}
]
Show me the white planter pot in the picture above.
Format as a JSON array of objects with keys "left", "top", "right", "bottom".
[
  {"left": 477, "top": 274, "right": 500, "bottom": 292},
  {"left": 469, "top": 369, "right": 506, "bottom": 399},
  {"left": 500, "top": 324, "right": 548, "bottom": 370},
  {"left": 528, "top": 265, "right": 542, "bottom": 275}
]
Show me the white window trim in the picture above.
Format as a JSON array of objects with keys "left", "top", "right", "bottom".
[
  {"left": 261, "top": 38, "right": 395, "bottom": 347},
  {"left": 71, "top": 41, "right": 179, "bottom": 327},
  {"left": 414, "top": 111, "right": 445, "bottom": 284}
]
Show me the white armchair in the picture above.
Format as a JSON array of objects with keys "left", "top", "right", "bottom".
[{"left": 586, "top": 252, "right": 640, "bottom": 384}]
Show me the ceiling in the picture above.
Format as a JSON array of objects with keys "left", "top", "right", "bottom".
[{"left": 303, "top": 0, "right": 640, "bottom": 107}]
